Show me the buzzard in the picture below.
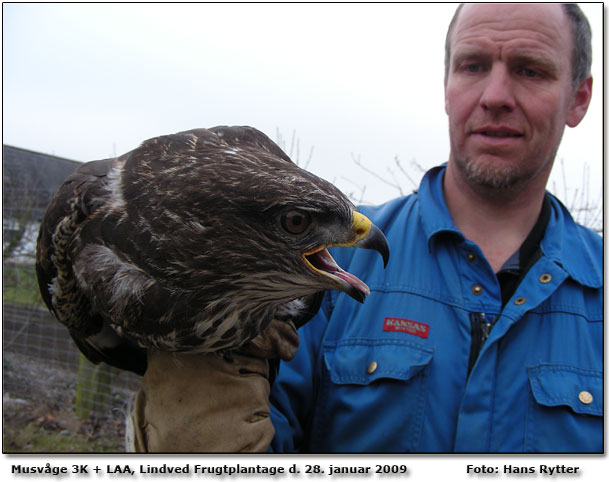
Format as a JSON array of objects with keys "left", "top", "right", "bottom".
[{"left": 36, "top": 127, "right": 389, "bottom": 375}]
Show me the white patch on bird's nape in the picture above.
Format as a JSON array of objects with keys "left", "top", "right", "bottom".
[{"left": 105, "top": 163, "right": 126, "bottom": 211}]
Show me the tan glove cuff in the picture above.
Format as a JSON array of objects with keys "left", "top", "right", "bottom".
[{"left": 129, "top": 350, "right": 274, "bottom": 453}]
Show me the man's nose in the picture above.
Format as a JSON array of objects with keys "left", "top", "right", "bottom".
[{"left": 480, "top": 64, "right": 516, "bottom": 112}]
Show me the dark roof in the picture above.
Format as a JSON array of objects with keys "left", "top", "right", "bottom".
[
  {"left": 3, "top": 145, "right": 81, "bottom": 192},
  {"left": 3, "top": 145, "right": 83, "bottom": 217}
]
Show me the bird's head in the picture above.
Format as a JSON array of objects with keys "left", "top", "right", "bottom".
[{"left": 117, "top": 127, "right": 389, "bottom": 309}]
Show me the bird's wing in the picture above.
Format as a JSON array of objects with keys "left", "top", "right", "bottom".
[
  {"left": 36, "top": 157, "right": 147, "bottom": 375},
  {"left": 36, "top": 158, "right": 114, "bottom": 316}
]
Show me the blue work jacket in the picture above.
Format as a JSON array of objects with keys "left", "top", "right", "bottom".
[{"left": 270, "top": 165, "right": 603, "bottom": 453}]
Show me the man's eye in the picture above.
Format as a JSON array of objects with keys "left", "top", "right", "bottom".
[
  {"left": 519, "top": 67, "right": 540, "bottom": 78},
  {"left": 460, "top": 62, "right": 485, "bottom": 74}
]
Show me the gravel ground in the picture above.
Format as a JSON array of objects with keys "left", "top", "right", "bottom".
[{"left": 3, "top": 351, "right": 130, "bottom": 452}]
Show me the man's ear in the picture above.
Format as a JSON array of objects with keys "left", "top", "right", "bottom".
[{"left": 567, "top": 76, "right": 593, "bottom": 127}]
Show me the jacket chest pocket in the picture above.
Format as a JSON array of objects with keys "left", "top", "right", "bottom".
[
  {"left": 526, "top": 364, "right": 603, "bottom": 452},
  {"left": 313, "top": 339, "right": 434, "bottom": 452}
]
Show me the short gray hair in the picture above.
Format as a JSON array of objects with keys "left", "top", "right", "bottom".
[
  {"left": 444, "top": 3, "right": 592, "bottom": 89},
  {"left": 562, "top": 3, "right": 592, "bottom": 88}
]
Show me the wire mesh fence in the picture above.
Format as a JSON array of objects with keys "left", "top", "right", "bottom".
[
  {"left": 2, "top": 148, "right": 141, "bottom": 452},
  {"left": 3, "top": 222, "right": 141, "bottom": 452}
]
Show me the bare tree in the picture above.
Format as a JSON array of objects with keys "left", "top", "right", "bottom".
[
  {"left": 552, "top": 158, "right": 602, "bottom": 234},
  {"left": 276, "top": 128, "right": 314, "bottom": 169},
  {"left": 351, "top": 154, "right": 602, "bottom": 234}
]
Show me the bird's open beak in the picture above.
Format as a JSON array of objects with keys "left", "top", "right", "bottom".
[{"left": 302, "top": 211, "right": 390, "bottom": 303}]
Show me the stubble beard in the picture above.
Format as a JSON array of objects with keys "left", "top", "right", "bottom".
[
  {"left": 451, "top": 153, "right": 559, "bottom": 205},
  {"left": 455, "top": 155, "right": 527, "bottom": 191}
]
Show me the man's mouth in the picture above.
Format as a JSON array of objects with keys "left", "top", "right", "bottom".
[
  {"left": 480, "top": 131, "right": 522, "bottom": 138},
  {"left": 473, "top": 126, "right": 523, "bottom": 138}
]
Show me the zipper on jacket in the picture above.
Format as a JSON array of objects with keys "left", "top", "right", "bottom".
[{"left": 467, "top": 312, "right": 493, "bottom": 378}]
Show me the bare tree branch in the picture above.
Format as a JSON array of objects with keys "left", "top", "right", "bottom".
[{"left": 351, "top": 153, "right": 403, "bottom": 193}]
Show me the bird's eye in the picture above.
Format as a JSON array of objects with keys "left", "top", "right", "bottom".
[{"left": 281, "top": 210, "right": 312, "bottom": 235}]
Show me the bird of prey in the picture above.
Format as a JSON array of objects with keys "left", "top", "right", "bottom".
[{"left": 36, "top": 126, "right": 389, "bottom": 375}]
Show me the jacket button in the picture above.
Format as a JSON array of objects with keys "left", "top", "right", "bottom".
[
  {"left": 539, "top": 273, "right": 552, "bottom": 284},
  {"left": 578, "top": 391, "right": 593, "bottom": 404},
  {"left": 472, "top": 284, "right": 483, "bottom": 295},
  {"left": 514, "top": 297, "right": 526, "bottom": 305},
  {"left": 367, "top": 361, "right": 378, "bottom": 374},
  {"left": 467, "top": 253, "right": 476, "bottom": 262}
]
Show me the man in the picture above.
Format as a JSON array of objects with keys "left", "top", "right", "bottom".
[{"left": 131, "top": 3, "right": 602, "bottom": 453}]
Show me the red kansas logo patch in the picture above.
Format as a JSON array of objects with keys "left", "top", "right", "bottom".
[{"left": 383, "top": 317, "right": 429, "bottom": 338}]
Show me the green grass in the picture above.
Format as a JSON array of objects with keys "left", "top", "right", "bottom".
[
  {"left": 2, "top": 263, "right": 45, "bottom": 307},
  {"left": 3, "top": 422, "right": 122, "bottom": 453}
]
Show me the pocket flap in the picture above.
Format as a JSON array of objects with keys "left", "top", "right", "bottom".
[
  {"left": 324, "top": 339, "right": 434, "bottom": 385},
  {"left": 528, "top": 364, "right": 602, "bottom": 416}
]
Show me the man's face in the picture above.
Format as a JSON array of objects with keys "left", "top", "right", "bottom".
[{"left": 444, "top": 4, "right": 591, "bottom": 192}]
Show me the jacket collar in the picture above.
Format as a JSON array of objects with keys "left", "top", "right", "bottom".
[
  {"left": 540, "top": 195, "right": 603, "bottom": 288},
  {"left": 418, "top": 165, "right": 602, "bottom": 289},
  {"left": 418, "top": 165, "right": 463, "bottom": 245}
]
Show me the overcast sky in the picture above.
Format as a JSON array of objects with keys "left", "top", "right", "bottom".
[{"left": 2, "top": 2, "right": 603, "bottom": 213}]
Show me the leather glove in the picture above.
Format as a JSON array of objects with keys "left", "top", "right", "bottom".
[{"left": 128, "top": 317, "right": 299, "bottom": 453}]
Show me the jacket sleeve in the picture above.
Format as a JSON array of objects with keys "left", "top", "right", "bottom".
[{"left": 269, "top": 291, "right": 333, "bottom": 452}]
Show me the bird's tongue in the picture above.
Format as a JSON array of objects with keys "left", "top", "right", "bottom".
[
  {"left": 308, "top": 249, "right": 371, "bottom": 297},
  {"left": 334, "top": 270, "right": 371, "bottom": 297}
]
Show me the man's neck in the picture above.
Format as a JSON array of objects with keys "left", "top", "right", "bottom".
[{"left": 443, "top": 162, "right": 547, "bottom": 273}]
